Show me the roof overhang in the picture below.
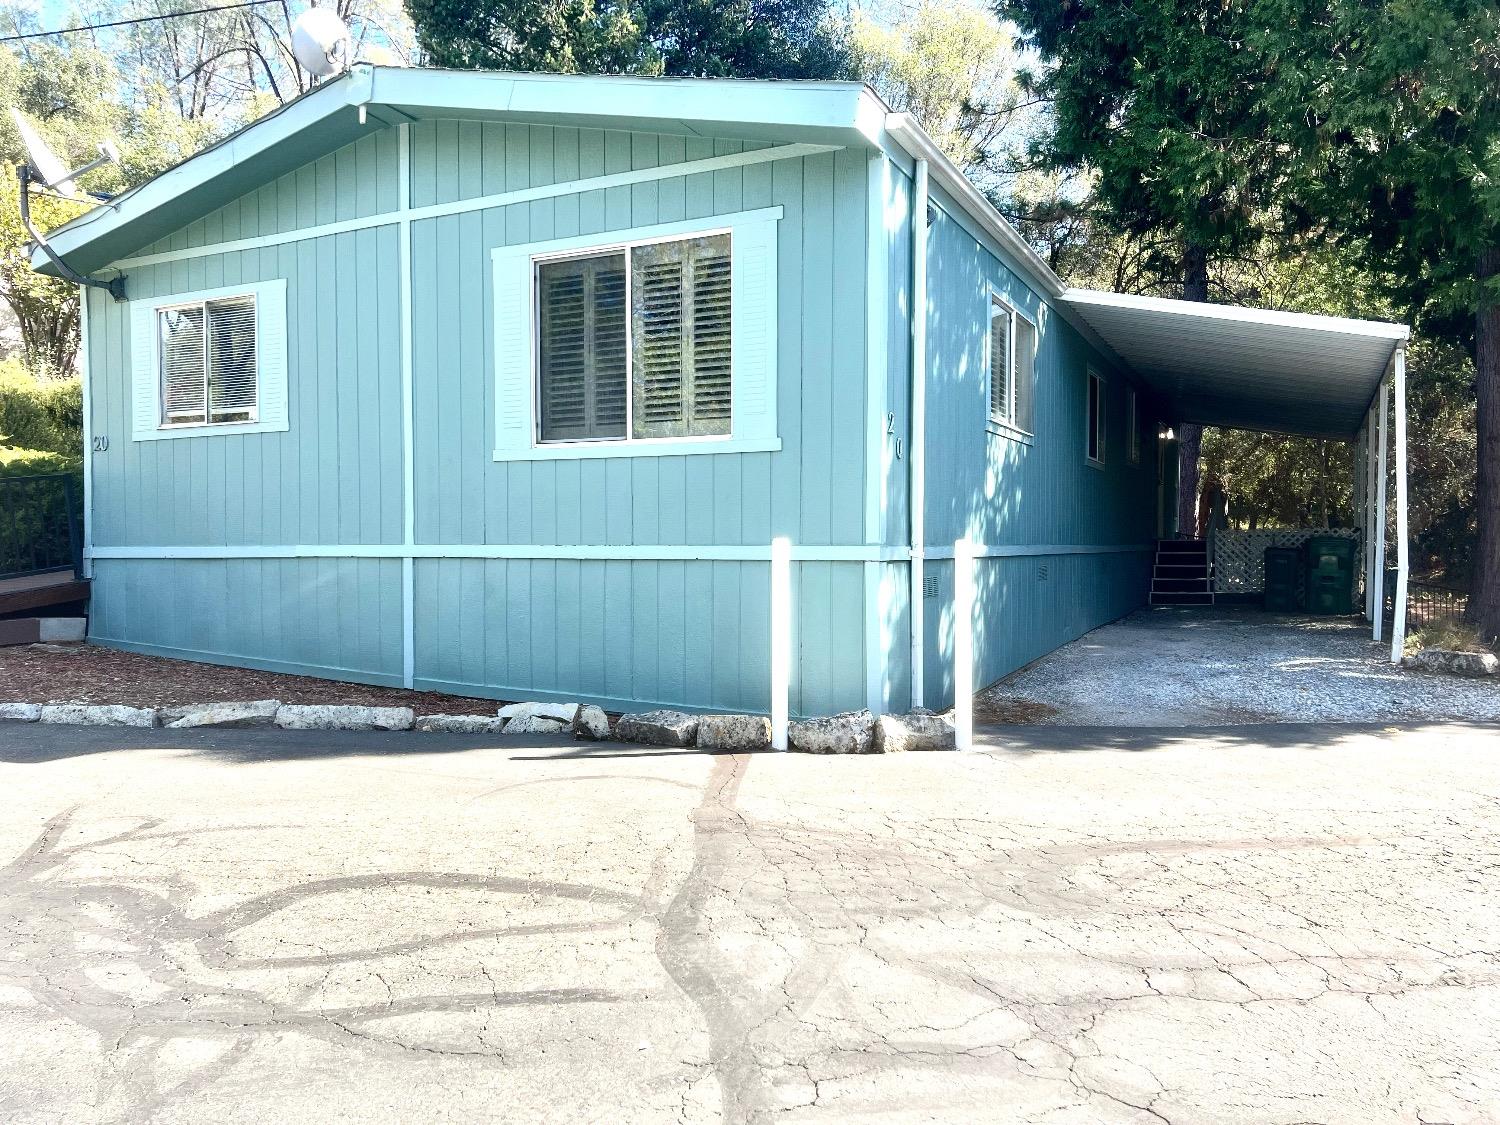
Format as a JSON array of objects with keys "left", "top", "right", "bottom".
[
  {"left": 33, "top": 66, "right": 887, "bottom": 277},
  {"left": 1063, "top": 289, "right": 1409, "bottom": 440}
]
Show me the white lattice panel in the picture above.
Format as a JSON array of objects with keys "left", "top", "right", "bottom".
[{"left": 1212, "top": 528, "right": 1360, "bottom": 593}]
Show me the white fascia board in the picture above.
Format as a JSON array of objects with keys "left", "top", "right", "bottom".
[
  {"left": 34, "top": 71, "right": 369, "bottom": 274},
  {"left": 1065, "top": 287, "right": 1411, "bottom": 341},
  {"left": 366, "top": 66, "right": 875, "bottom": 136}
]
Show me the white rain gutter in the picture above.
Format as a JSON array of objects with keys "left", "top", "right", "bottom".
[
  {"left": 908, "top": 156, "right": 929, "bottom": 707},
  {"left": 884, "top": 114, "right": 1069, "bottom": 304}
]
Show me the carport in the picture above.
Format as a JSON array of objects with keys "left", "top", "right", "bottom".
[{"left": 1063, "top": 289, "right": 1412, "bottom": 659}]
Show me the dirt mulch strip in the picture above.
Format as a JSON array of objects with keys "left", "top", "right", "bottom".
[
  {"left": 973, "top": 697, "right": 1061, "bottom": 725},
  {"left": 0, "top": 643, "right": 503, "bottom": 715}
]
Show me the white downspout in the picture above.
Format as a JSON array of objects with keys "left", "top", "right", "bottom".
[
  {"left": 1373, "top": 372, "right": 1390, "bottom": 643},
  {"left": 909, "top": 158, "right": 929, "bottom": 710},
  {"left": 1391, "top": 345, "right": 1409, "bottom": 662},
  {"left": 79, "top": 285, "right": 92, "bottom": 580}
]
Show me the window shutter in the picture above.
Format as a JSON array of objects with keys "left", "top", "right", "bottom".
[
  {"left": 690, "top": 249, "right": 732, "bottom": 426},
  {"left": 492, "top": 248, "right": 535, "bottom": 456},
  {"left": 130, "top": 299, "right": 161, "bottom": 440},
  {"left": 633, "top": 250, "right": 686, "bottom": 437},
  {"left": 207, "top": 295, "right": 257, "bottom": 422},
  {"left": 1014, "top": 315, "right": 1035, "bottom": 433},
  {"left": 728, "top": 215, "right": 778, "bottom": 443},
  {"left": 989, "top": 304, "right": 1011, "bottom": 422},
  {"left": 538, "top": 254, "right": 627, "bottom": 442}
]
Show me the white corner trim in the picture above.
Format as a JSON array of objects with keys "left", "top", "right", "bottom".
[
  {"left": 489, "top": 207, "right": 783, "bottom": 264},
  {"left": 79, "top": 287, "right": 93, "bottom": 579}
]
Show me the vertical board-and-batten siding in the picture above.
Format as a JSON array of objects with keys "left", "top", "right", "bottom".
[
  {"left": 908, "top": 174, "right": 1159, "bottom": 706},
  {"left": 84, "top": 119, "right": 874, "bottom": 715}
]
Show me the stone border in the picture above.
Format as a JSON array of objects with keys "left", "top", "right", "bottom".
[{"left": 0, "top": 697, "right": 957, "bottom": 753}]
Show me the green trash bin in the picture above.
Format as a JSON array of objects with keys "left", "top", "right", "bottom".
[
  {"left": 1264, "top": 546, "right": 1302, "bottom": 612},
  {"left": 1303, "top": 536, "right": 1357, "bottom": 615}
]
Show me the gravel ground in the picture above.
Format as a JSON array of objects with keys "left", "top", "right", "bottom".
[
  {"left": 0, "top": 643, "right": 501, "bottom": 715},
  {"left": 981, "top": 605, "right": 1500, "bottom": 726}
]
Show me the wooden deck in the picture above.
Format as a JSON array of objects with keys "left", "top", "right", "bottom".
[{"left": 0, "top": 571, "right": 90, "bottom": 615}]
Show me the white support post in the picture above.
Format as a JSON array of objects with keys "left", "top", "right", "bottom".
[
  {"left": 953, "top": 537, "right": 975, "bottom": 751},
  {"left": 770, "top": 536, "right": 792, "bottom": 751},
  {"left": 398, "top": 121, "right": 416, "bottom": 689},
  {"left": 1391, "top": 347, "right": 1409, "bottom": 662},
  {"left": 1373, "top": 375, "right": 1390, "bottom": 642}
]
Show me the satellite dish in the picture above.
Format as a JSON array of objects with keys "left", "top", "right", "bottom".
[
  {"left": 291, "top": 7, "right": 351, "bottom": 78},
  {"left": 10, "top": 108, "right": 119, "bottom": 199},
  {"left": 11, "top": 108, "right": 79, "bottom": 198}
]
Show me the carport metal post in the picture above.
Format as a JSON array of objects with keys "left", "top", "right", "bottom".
[
  {"left": 1373, "top": 371, "right": 1390, "bottom": 643},
  {"left": 1391, "top": 346, "right": 1409, "bottom": 662},
  {"left": 1362, "top": 412, "right": 1377, "bottom": 620}
]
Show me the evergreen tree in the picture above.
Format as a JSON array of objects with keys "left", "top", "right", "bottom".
[
  {"left": 998, "top": 0, "right": 1311, "bottom": 535},
  {"left": 406, "top": 0, "right": 852, "bottom": 78}
]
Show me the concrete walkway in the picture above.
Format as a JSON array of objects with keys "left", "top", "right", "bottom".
[
  {"left": 981, "top": 606, "right": 1500, "bottom": 726},
  {"left": 3, "top": 721, "right": 1499, "bottom": 1123}
]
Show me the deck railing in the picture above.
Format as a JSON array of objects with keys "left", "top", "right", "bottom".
[{"left": 0, "top": 471, "right": 83, "bottom": 581}]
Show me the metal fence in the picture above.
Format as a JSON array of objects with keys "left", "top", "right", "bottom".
[
  {"left": 1397, "top": 579, "right": 1469, "bottom": 635},
  {"left": 0, "top": 472, "right": 83, "bottom": 580}
]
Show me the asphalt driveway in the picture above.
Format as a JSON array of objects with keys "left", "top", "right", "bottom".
[{"left": 2, "top": 721, "right": 1499, "bottom": 1123}]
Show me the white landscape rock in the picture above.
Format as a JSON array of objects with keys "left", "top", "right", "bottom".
[
  {"left": 572, "top": 705, "right": 612, "bottom": 741},
  {"left": 414, "top": 714, "right": 508, "bottom": 734},
  {"left": 1409, "top": 648, "right": 1500, "bottom": 678},
  {"left": 498, "top": 701, "right": 580, "bottom": 724},
  {"left": 165, "top": 700, "right": 281, "bottom": 729},
  {"left": 503, "top": 713, "right": 570, "bottom": 735},
  {"left": 274, "top": 705, "right": 414, "bottom": 731},
  {"left": 40, "top": 703, "right": 158, "bottom": 728},
  {"left": 696, "top": 713, "right": 772, "bottom": 752},
  {"left": 616, "top": 710, "right": 699, "bottom": 747},
  {"left": 874, "top": 709, "right": 956, "bottom": 753},
  {"left": 0, "top": 703, "right": 42, "bottom": 722},
  {"left": 788, "top": 709, "right": 876, "bottom": 755}
]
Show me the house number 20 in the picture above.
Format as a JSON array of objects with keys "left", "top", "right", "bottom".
[{"left": 91, "top": 435, "right": 109, "bottom": 452}]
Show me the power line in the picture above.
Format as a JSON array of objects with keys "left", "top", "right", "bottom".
[{"left": 0, "top": 1, "right": 283, "bottom": 44}]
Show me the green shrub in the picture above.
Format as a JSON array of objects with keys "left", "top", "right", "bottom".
[
  {"left": 0, "top": 446, "right": 82, "bottom": 477},
  {"left": 0, "top": 359, "right": 82, "bottom": 457}
]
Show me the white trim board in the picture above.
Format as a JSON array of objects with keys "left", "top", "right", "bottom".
[
  {"left": 87, "top": 543, "right": 912, "bottom": 562},
  {"left": 111, "top": 145, "right": 832, "bottom": 270}
]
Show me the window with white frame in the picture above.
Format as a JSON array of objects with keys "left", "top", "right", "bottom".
[
  {"left": 536, "top": 233, "right": 731, "bottom": 443},
  {"left": 1086, "top": 368, "right": 1105, "bottom": 465},
  {"left": 1126, "top": 386, "right": 1140, "bottom": 464},
  {"left": 988, "top": 295, "right": 1035, "bottom": 434},
  {"left": 129, "top": 279, "right": 289, "bottom": 442},
  {"left": 158, "top": 295, "right": 258, "bottom": 426},
  {"left": 491, "top": 208, "right": 781, "bottom": 461}
]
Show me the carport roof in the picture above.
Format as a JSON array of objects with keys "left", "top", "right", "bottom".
[{"left": 1063, "top": 288, "right": 1409, "bottom": 441}]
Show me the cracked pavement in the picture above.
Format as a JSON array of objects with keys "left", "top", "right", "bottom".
[{"left": 1, "top": 721, "right": 1498, "bottom": 1123}]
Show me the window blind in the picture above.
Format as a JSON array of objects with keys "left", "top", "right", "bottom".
[
  {"left": 157, "top": 294, "right": 258, "bottom": 427},
  {"left": 989, "top": 302, "right": 1012, "bottom": 423}
]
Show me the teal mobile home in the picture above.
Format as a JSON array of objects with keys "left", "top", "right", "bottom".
[{"left": 35, "top": 67, "right": 1411, "bottom": 718}]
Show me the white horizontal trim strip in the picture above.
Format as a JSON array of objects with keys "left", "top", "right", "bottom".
[
  {"left": 490, "top": 207, "right": 782, "bottom": 263},
  {"left": 493, "top": 437, "right": 783, "bottom": 462},
  {"left": 924, "top": 543, "right": 1154, "bottom": 560},
  {"left": 88, "top": 542, "right": 910, "bottom": 562},
  {"left": 112, "top": 143, "right": 835, "bottom": 269}
]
